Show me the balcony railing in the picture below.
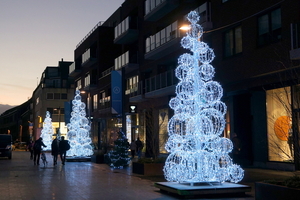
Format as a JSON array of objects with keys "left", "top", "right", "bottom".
[
  {"left": 76, "top": 21, "right": 104, "bottom": 48},
  {"left": 144, "top": 0, "right": 179, "bottom": 21},
  {"left": 145, "top": 70, "right": 176, "bottom": 93},
  {"left": 69, "top": 62, "right": 76, "bottom": 74},
  {"left": 127, "top": 70, "right": 177, "bottom": 101},
  {"left": 114, "top": 16, "right": 138, "bottom": 44}
]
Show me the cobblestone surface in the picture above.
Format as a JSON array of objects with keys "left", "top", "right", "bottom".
[{"left": 0, "top": 151, "right": 296, "bottom": 200}]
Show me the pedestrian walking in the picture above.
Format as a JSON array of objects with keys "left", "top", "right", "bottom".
[
  {"left": 135, "top": 137, "right": 143, "bottom": 159},
  {"left": 33, "top": 137, "right": 47, "bottom": 165},
  {"left": 27, "top": 140, "right": 34, "bottom": 160},
  {"left": 130, "top": 141, "right": 136, "bottom": 159},
  {"left": 59, "top": 136, "right": 70, "bottom": 165},
  {"left": 51, "top": 137, "right": 59, "bottom": 166}
]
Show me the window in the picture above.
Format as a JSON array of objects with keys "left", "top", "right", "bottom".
[
  {"left": 146, "top": 38, "right": 151, "bottom": 53},
  {"left": 47, "top": 108, "right": 54, "bottom": 114},
  {"left": 196, "top": 2, "right": 211, "bottom": 24},
  {"left": 76, "top": 79, "right": 82, "bottom": 90},
  {"left": 53, "top": 108, "right": 64, "bottom": 115},
  {"left": 159, "top": 108, "right": 168, "bottom": 153},
  {"left": 291, "top": 23, "right": 300, "bottom": 49},
  {"left": 53, "top": 79, "right": 60, "bottom": 88},
  {"left": 85, "top": 74, "right": 90, "bottom": 87},
  {"left": 61, "top": 93, "right": 67, "bottom": 99},
  {"left": 47, "top": 93, "right": 54, "bottom": 100},
  {"left": 82, "top": 49, "right": 90, "bottom": 64},
  {"left": 47, "top": 93, "right": 67, "bottom": 100},
  {"left": 266, "top": 87, "right": 292, "bottom": 162},
  {"left": 99, "top": 91, "right": 110, "bottom": 106},
  {"left": 126, "top": 76, "right": 139, "bottom": 90},
  {"left": 114, "top": 17, "right": 130, "bottom": 39},
  {"left": 54, "top": 93, "right": 60, "bottom": 100},
  {"left": 115, "top": 51, "right": 129, "bottom": 70},
  {"left": 93, "top": 94, "right": 98, "bottom": 110},
  {"left": 224, "top": 26, "right": 242, "bottom": 57},
  {"left": 145, "top": 21, "right": 178, "bottom": 53},
  {"left": 145, "top": 0, "right": 165, "bottom": 15},
  {"left": 258, "top": 8, "right": 281, "bottom": 46}
]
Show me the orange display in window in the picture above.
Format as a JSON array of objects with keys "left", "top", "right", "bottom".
[{"left": 274, "top": 116, "right": 291, "bottom": 141}]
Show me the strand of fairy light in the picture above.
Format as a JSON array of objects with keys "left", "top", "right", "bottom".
[{"left": 163, "top": 11, "right": 244, "bottom": 183}]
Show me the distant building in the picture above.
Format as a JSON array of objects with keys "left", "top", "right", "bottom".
[
  {"left": 32, "top": 59, "right": 74, "bottom": 140},
  {"left": 0, "top": 99, "right": 32, "bottom": 143}
]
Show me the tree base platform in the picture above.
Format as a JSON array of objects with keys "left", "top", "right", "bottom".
[
  {"left": 66, "top": 156, "right": 91, "bottom": 162},
  {"left": 155, "top": 181, "right": 251, "bottom": 197}
]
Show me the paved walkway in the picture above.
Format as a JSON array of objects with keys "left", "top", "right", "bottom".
[{"left": 0, "top": 151, "right": 297, "bottom": 200}]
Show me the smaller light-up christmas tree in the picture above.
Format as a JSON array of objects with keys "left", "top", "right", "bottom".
[
  {"left": 40, "top": 111, "right": 54, "bottom": 150},
  {"left": 67, "top": 90, "right": 93, "bottom": 157},
  {"left": 106, "top": 131, "right": 130, "bottom": 168}
]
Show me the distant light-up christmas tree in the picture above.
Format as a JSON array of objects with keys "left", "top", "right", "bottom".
[
  {"left": 67, "top": 90, "right": 93, "bottom": 157},
  {"left": 163, "top": 11, "right": 244, "bottom": 183},
  {"left": 40, "top": 111, "right": 54, "bottom": 151},
  {"left": 106, "top": 131, "right": 130, "bottom": 169}
]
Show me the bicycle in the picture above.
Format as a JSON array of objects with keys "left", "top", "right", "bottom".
[{"left": 41, "top": 150, "right": 48, "bottom": 167}]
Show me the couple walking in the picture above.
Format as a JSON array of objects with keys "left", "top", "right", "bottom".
[{"left": 51, "top": 136, "right": 70, "bottom": 165}]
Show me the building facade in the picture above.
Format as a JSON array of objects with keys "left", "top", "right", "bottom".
[
  {"left": 72, "top": 0, "right": 300, "bottom": 170},
  {"left": 0, "top": 99, "right": 32, "bottom": 143},
  {"left": 32, "top": 60, "right": 74, "bottom": 140}
]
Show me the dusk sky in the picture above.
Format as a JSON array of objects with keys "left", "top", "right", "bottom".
[{"left": 0, "top": 0, "right": 124, "bottom": 107}]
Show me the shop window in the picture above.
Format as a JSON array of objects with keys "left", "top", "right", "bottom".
[
  {"left": 159, "top": 108, "right": 168, "bottom": 153},
  {"left": 266, "top": 87, "right": 293, "bottom": 162}
]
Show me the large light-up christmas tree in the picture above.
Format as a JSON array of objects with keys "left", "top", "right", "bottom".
[
  {"left": 163, "top": 11, "right": 244, "bottom": 183},
  {"left": 67, "top": 90, "right": 93, "bottom": 157},
  {"left": 40, "top": 111, "right": 54, "bottom": 151}
]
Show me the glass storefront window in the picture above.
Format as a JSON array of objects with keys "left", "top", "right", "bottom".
[
  {"left": 159, "top": 108, "right": 168, "bottom": 153},
  {"left": 266, "top": 87, "right": 293, "bottom": 162}
]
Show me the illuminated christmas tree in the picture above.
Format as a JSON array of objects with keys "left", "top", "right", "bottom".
[
  {"left": 163, "top": 11, "right": 244, "bottom": 183},
  {"left": 106, "top": 131, "right": 130, "bottom": 168},
  {"left": 66, "top": 90, "right": 93, "bottom": 157},
  {"left": 40, "top": 111, "right": 54, "bottom": 151}
]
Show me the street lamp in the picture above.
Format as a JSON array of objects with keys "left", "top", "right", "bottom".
[{"left": 179, "top": 25, "right": 190, "bottom": 31}]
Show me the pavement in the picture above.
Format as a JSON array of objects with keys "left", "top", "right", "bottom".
[{"left": 0, "top": 151, "right": 298, "bottom": 200}]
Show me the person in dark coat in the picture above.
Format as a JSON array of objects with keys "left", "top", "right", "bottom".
[
  {"left": 33, "top": 137, "right": 47, "bottom": 165},
  {"left": 59, "top": 136, "right": 69, "bottom": 165},
  {"left": 51, "top": 137, "right": 59, "bottom": 166},
  {"left": 27, "top": 140, "right": 34, "bottom": 160},
  {"left": 135, "top": 137, "right": 143, "bottom": 159}
]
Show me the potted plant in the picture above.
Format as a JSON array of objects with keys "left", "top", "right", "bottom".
[
  {"left": 255, "top": 175, "right": 300, "bottom": 200},
  {"left": 132, "top": 157, "right": 166, "bottom": 176},
  {"left": 91, "top": 150, "right": 105, "bottom": 164}
]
